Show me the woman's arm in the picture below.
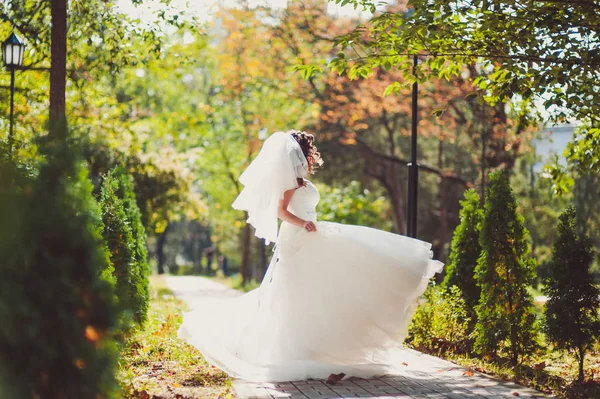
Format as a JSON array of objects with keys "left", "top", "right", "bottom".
[{"left": 278, "top": 187, "right": 317, "bottom": 232}]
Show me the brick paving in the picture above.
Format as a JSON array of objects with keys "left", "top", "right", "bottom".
[
  {"left": 166, "top": 276, "right": 556, "bottom": 399},
  {"left": 232, "top": 349, "right": 555, "bottom": 399}
]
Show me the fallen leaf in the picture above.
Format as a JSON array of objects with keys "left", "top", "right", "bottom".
[
  {"left": 512, "top": 393, "right": 520, "bottom": 397},
  {"left": 85, "top": 326, "right": 100, "bottom": 342},
  {"left": 402, "top": 362, "right": 408, "bottom": 366},
  {"left": 534, "top": 361, "right": 546, "bottom": 371},
  {"left": 74, "top": 358, "right": 85, "bottom": 369},
  {"left": 326, "top": 372, "right": 346, "bottom": 385},
  {"left": 463, "top": 369, "right": 474, "bottom": 377}
]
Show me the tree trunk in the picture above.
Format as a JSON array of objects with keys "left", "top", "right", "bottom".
[
  {"left": 197, "top": 252, "right": 204, "bottom": 275},
  {"left": 578, "top": 345, "right": 585, "bottom": 382},
  {"left": 50, "top": 0, "right": 68, "bottom": 139},
  {"left": 205, "top": 250, "right": 214, "bottom": 276},
  {"left": 258, "top": 238, "right": 267, "bottom": 282},
  {"left": 480, "top": 127, "right": 487, "bottom": 206},
  {"left": 507, "top": 264, "right": 518, "bottom": 368},
  {"left": 156, "top": 222, "right": 170, "bottom": 275},
  {"left": 240, "top": 213, "right": 252, "bottom": 285}
]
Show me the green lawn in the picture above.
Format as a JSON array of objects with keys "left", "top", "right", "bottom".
[{"left": 119, "top": 276, "right": 235, "bottom": 399}]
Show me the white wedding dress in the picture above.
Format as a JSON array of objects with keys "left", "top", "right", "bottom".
[{"left": 179, "top": 181, "right": 443, "bottom": 382}]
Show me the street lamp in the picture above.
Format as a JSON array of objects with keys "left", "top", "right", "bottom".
[
  {"left": 2, "top": 32, "right": 25, "bottom": 157},
  {"left": 406, "top": 54, "right": 419, "bottom": 238}
]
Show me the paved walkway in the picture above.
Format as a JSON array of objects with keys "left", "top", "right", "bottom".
[{"left": 166, "top": 276, "right": 555, "bottom": 399}]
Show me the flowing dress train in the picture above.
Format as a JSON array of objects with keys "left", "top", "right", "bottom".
[{"left": 179, "top": 181, "right": 443, "bottom": 382}]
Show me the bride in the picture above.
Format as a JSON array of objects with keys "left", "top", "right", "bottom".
[{"left": 179, "top": 130, "right": 443, "bottom": 382}]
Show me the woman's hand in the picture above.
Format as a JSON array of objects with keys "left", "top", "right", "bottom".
[
  {"left": 303, "top": 221, "right": 317, "bottom": 232},
  {"left": 296, "top": 178, "right": 307, "bottom": 189}
]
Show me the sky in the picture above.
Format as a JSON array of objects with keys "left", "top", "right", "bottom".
[{"left": 115, "top": 0, "right": 373, "bottom": 24}]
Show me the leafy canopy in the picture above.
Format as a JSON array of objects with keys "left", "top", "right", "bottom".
[{"left": 323, "top": 0, "right": 600, "bottom": 191}]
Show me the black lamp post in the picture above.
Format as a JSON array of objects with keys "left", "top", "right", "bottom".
[
  {"left": 406, "top": 54, "right": 419, "bottom": 238},
  {"left": 2, "top": 32, "right": 25, "bottom": 158}
]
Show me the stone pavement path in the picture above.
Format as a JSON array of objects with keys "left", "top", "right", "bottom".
[{"left": 166, "top": 276, "right": 556, "bottom": 399}]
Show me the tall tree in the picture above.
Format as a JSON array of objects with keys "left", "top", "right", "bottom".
[
  {"left": 283, "top": 1, "right": 527, "bottom": 261},
  {"left": 474, "top": 170, "right": 538, "bottom": 367},
  {"left": 572, "top": 174, "right": 600, "bottom": 281},
  {"left": 50, "top": 0, "right": 67, "bottom": 138},
  {"left": 116, "top": 170, "right": 150, "bottom": 325},
  {"left": 1, "top": 0, "right": 186, "bottom": 158},
  {"left": 188, "top": 6, "right": 314, "bottom": 284},
  {"left": 327, "top": 0, "right": 600, "bottom": 191},
  {"left": 544, "top": 206, "right": 600, "bottom": 382},
  {"left": 442, "top": 189, "right": 483, "bottom": 323}
]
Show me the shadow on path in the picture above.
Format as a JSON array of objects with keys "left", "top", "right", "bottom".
[{"left": 166, "top": 275, "right": 556, "bottom": 399}]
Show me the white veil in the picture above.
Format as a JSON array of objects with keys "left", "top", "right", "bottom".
[{"left": 232, "top": 132, "right": 308, "bottom": 245}]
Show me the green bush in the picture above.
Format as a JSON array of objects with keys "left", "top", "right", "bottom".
[
  {"left": 0, "top": 144, "right": 120, "bottom": 398},
  {"left": 81, "top": 138, "right": 203, "bottom": 235},
  {"left": 544, "top": 206, "right": 600, "bottom": 382},
  {"left": 116, "top": 169, "right": 150, "bottom": 325},
  {"left": 100, "top": 169, "right": 149, "bottom": 328},
  {"left": 442, "top": 189, "right": 483, "bottom": 325},
  {"left": 406, "top": 285, "right": 472, "bottom": 354},
  {"left": 474, "top": 170, "right": 539, "bottom": 367},
  {"left": 317, "top": 181, "right": 393, "bottom": 230}
]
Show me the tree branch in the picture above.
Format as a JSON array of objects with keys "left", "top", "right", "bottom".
[
  {"left": 354, "top": 136, "right": 472, "bottom": 187},
  {"left": 350, "top": 51, "right": 597, "bottom": 67}
]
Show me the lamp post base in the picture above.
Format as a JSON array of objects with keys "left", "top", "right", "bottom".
[
  {"left": 8, "top": 67, "right": 15, "bottom": 158},
  {"left": 406, "top": 162, "right": 419, "bottom": 238}
]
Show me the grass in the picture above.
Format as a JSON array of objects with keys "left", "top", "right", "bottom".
[
  {"left": 210, "top": 273, "right": 260, "bottom": 293},
  {"left": 118, "top": 275, "right": 235, "bottom": 399},
  {"left": 169, "top": 264, "right": 260, "bottom": 293},
  {"left": 408, "top": 342, "right": 600, "bottom": 398},
  {"left": 408, "top": 284, "right": 600, "bottom": 398}
]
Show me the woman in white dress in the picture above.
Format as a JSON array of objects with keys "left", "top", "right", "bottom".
[{"left": 179, "top": 130, "right": 443, "bottom": 382}]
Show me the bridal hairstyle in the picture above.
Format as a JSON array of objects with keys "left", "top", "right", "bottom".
[{"left": 289, "top": 130, "right": 323, "bottom": 176}]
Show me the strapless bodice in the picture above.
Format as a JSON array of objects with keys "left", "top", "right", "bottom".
[{"left": 288, "top": 181, "right": 320, "bottom": 222}]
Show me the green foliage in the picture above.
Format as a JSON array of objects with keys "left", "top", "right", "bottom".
[
  {"left": 0, "top": 144, "right": 120, "bottom": 398},
  {"left": 512, "top": 154, "right": 570, "bottom": 281},
  {"left": 317, "top": 181, "right": 392, "bottom": 229},
  {"left": 565, "top": 127, "right": 600, "bottom": 174},
  {"left": 0, "top": 0, "right": 186, "bottom": 160},
  {"left": 116, "top": 169, "right": 150, "bottom": 325},
  {"left": 572, "top": 174, "right": 600, "bottom": 283},
  {"left": 1, "top": 3, "right": 203, "bottom": 235},
  {"left": 543, "top": 125, "right": 600, "bottom": 195},
  {"left": 543, "top": 206, "right": 600, "bottom": 382},
  {"left": 100, "top": 169, "right": 149, "bottom": 329},
  {"left": 407, "top": 285, "right": 471, "bottom": 354},
  {"left": 442, "top": 189, "right": 483, "bottom": 322},
  {"left": 324, "top": 0, "right": 600, "bottom": 187},
  {"left": 82, "top": 138, "right": 204, "bottom": 236},
  {"left": 330, "top": 0, "right": 600, "bottom": 123},
  {"left": 474, "top": 170, "right": 539, "bottom": 366}
]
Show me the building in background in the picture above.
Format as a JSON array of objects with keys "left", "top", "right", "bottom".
[{"left": 533, "top": 123, "right": 576, "bottom": 172}]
